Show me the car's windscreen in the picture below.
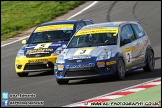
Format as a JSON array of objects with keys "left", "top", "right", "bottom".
[
  {"left": 67, "top": 27, "right": 118, "bottom": 48},
  {"left": 27, "top": 24, "right": 74, "bottom": 44}
]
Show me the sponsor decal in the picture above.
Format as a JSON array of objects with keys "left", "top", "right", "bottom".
[
  {"left": 26, "top": 48, "right": 53, "bottom": 54},
  {"left": 106, "top": 61, "right": 116, "bottom": 65},
  {"left": 28, "top": 59, "right": 48, "bottom": 63},
  {"left": 126, "top": 63, "right": 132, "bottom": 67},
  {"left": 50, "top": 44, "right": 61, "bottom": 46},
  {"left": 144, "top": 39, "right": 149, "bottom": 47},
  {"left": 131, "top": 46, "right": 138, "bottom": 52},
  {"left": 69, "top": 55, "right": 92, "bottom": 60},
  {"left": 75, "top": 27, "right": 118, "bottom": 36},
  {"left": 67, "top": 63, "right": 95, "bottom": 69},
  {"left": 125, "top": 47, "right": 131, "bottom": 52},
  {"left": 74, "top": 48, "right": 94, "bottom": 56},
  {"left": 35, "top": 24, "right": 74, "bottom": 32}
]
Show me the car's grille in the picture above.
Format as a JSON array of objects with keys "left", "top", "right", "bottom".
[
  {"left": 66, "top": 58, "right": 94, "bottom": 64},
  {"left": 26, "top": 53, "right": 51, "bottom": 58},
  {"left": 24, "top": 62, "right": 53, "bottom": 70},
  {"left": 65, "top": 69, "right": 98, "bottom": 77}
]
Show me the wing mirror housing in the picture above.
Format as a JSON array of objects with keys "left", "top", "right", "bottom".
[
  {"left": 61, "top": 44, "right": 67, "bottom": 49},
  {"left": 22, "top": 40, "right": 27, "bottom": 45}
]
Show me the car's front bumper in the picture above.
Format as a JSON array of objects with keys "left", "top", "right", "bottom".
[
  {"left": 15, "top": 55, "right": 58, "bottom": 73},
  {"left": 54, "top": 58, "right": 117, "bottom": 80}
]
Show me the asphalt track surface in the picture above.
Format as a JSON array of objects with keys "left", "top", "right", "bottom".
[{"left": 1, "top": 1, "right": 161, "bottom": 107}]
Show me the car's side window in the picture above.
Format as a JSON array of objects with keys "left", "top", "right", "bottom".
[
  {"left": 76, "top": 22, "right": 86, "bottom": 32},
  {"left": 120, "top": 24, "right": 136, "bottom": 46},
  {"left": 85, "top": 21, "right": 93, "bottom": 25},
  {"left": 131, "top": 24, "right": 145, "bottom": 39}
]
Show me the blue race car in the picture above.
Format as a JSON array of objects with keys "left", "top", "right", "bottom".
[
  {"left": 15, "top": 19, "right": 94, "bottom": 77},
  {"left": 54, "top": 21, "right": 155, "bottom": 84}
]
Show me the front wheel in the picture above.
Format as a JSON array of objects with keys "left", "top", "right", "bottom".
[
  {"left": 143, "top": 50, "right": 155, "bottom": 72},
  {"left": 57, "top": 80, "right": 69, "bottom": 85},
  {"left": 17, "top": 73, "right": 28, "bottom": 77},
  {"left": 115, "top": 58, "right": 126, "bottom": 80}
]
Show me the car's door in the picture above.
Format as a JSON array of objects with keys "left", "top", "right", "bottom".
[
  {"left": 131, "top": 23, "right": 147, "bottom": 64},
  {"left": 120, "top": 24, "right": 139, "bottom": 68}
]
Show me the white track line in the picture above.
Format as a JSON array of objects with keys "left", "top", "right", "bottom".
[
  {"left": 67, "top": 1, "right": 98, "bottom": 20},
  {"left": 1, "top": 36, "right": 29, "bottom": 47},
  {"left": 64, "top": 77, "right": 161, "bottom": 107},
  {"left": 1, "top": 1, "right": 98, "bottom": 48}
]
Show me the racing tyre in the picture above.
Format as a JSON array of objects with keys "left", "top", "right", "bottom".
[
  {"left": 116, "top": 58, "right": 126, "bottom": 80},
  {"left": 143, "top": 50, "right": 155, "bottom": 72},
  {"left": 57, "top": 80, "right": 69, "bottom": 85},
  {"left": 17, "top": 73, "right": 28, "bottom": 77}
]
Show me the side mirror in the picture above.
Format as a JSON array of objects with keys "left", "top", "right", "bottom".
[
  {"left": 123, "top": 39, "right": 131, "bottom": 44},
  {"left": 22, "top": 40, "right": 27, "bottom": 45},
  {"left": 61, "top": 44, "right": 67, "bottom": 49}
]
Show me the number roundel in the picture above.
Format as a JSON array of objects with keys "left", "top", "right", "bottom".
[
  {"left": 125, "top": 47, "right": 132, "bottom": 65},
  {"left": 127, "top": 53, "right": 130, "bottom": 62},
  {"left": 34, "top": 43, "right": 52, "bottom": 49}
]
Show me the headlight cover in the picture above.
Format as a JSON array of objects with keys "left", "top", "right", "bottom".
[
  {"left": 56, "top": 55, "right": 64, "bottom": 63},
  {"left": 97, "top": 50, "right": 111, "bottom": 60},
  {"left": 54, "top": 47, "right": 62, "bottom": 55},
  {"left": 17, "top": 50, "right": 24, "bottom": 58}
]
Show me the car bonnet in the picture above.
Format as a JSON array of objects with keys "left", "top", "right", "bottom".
[
  {"left": 62, "top": 45, "right": 117, "bottom": 59},
  {"left": 22, "top": 41, "right": 68, "bottom": 55}
]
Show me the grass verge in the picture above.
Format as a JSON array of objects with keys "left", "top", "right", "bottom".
[{"left": 1, "top": 1, "right": 86, "bottom": 41}]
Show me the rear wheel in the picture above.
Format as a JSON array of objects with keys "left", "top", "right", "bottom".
[
  {"left": 17, "top": 73, "right": 28, "bottom": 77},
  {"left": 143, "top": 50, "right": 155, "bottom": 72},
  {"left": 57, "top": 80, "right": 69, "bottom": 85},
  {"left": 115, "top": 58, "right": 126, "bottom": 80}
]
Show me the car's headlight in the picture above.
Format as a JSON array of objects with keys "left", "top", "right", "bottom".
[
  {"left": 17, "top": 50, "right": 24, "bottom": 58},
  {"left": 97, "top": 51, "right": 111, "bottom": 60},
  {"left": 56, "top": 55, "right": 64, "bottom": 63},
  {"left": 54, "top": 47, "right": 62, "bottom": 55}
]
